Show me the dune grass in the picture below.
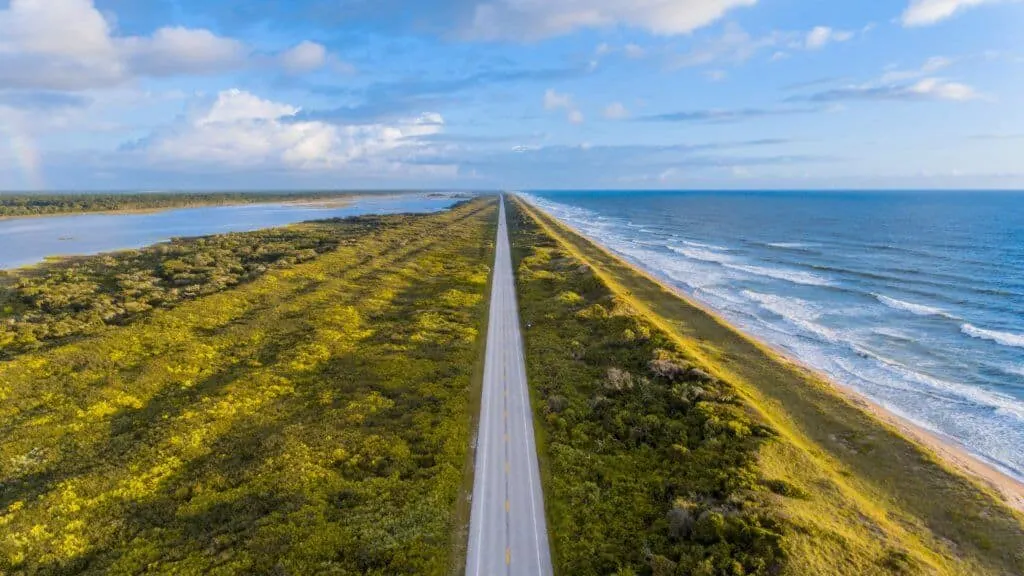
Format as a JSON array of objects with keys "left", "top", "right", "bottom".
[
  {"left": 0, "top": 199, "right": 497, "bottom": 575},
  {"left": 510, "top": 195, "right": 1024, "bottom": 576}
]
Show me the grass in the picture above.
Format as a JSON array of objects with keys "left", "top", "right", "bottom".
[
  {"left": 510, "top": 195, "right": 1024, "bottom": 576},
  {"left": 0, "top": 198, "right": 497, "bottom": 575}
]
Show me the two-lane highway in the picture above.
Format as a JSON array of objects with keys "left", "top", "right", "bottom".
[{"left": 466, "top": 196, "right": 553, "bottom": 576}]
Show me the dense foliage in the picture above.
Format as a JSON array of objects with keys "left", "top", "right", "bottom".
[
  {"left": 508, "top": 199, "right": 786, "bottom": 576},
  {"left": 0, "top": 220, "right": 388, "bottom": 358},
  {"left": 0, "top": 192, "right": 358, "bottom": 218},
  {"left": 0, "top": 199, "right": 496, "bottom": 574}
]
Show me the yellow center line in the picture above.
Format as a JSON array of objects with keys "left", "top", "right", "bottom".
[
  {"left": 505, "top": 461, "right": 510, "bottom": 473},
  {"left": 506, "top": 548, "right": 511, "bottom": 565},
  {"left": 505, "top": 499, "right": 511, "bottom": 513}
]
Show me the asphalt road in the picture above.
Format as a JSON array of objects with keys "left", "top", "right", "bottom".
[{"left": 466, "top": 196, "right": 553, "bottom": 576}]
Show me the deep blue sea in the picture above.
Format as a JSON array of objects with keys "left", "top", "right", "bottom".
[{"left": 524, "top": 191, "right": 1024, "bottom": 481}]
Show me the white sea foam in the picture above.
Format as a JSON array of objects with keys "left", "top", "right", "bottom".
[
  {"left": 998, "top": 364, "right": 1024, "bottom": 378},
  {"left": 743, "top": 291, "right": 840, "bottom": 342},
  {"left": 668, "top": 246, "right": 733, "bottom": 264},
  {"left": 875, "top": 294, "right": 955, "bottom": 319},
  {"left": 872, "top": 326, "right": 917, "bottom": 342},
  {"left": 962, "top": 324, "right": 1024, "bottom": 349},
  {"left": 844, "top": 350, "right": 1024, "bottom": 421},
  {"left": 679, "top": 239, "right": 728, "bottom": 251},
  {"left": 724, "top": 263, "right": 832, "bottom": 286},
  {"left": 767, "top": 242, "right": 813, "bottom": 249}
]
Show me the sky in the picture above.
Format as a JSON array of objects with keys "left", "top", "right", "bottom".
[{"left": 0, "top": 0, "right": 1022, "bottom": 191}]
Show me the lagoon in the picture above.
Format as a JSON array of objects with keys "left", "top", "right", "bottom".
[{"left": 0, "top": 193, "right": 463, "bottom": 270}]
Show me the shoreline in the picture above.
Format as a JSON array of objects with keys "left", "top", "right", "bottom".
[
  {"left": 521, "top": 196, "right": 1024, "bottom": 513},
  {"left": 0, "top": 194, "right": 358, "bottom": 221}
]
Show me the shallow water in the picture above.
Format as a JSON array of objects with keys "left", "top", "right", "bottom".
[
  {"left": 0, "top": 193, "right": 463, "bottom": 270},
  {"left": 524, "top": 190, "right": 1024, "bottom": 481}
]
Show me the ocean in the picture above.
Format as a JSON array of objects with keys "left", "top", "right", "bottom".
[{"left": 523, "top": 191, "right": 1024, "bottom": 481}]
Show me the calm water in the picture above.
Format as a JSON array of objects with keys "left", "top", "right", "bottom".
[
  {"left": 525, "top": 191, "right": 1024, "bottom": 481},
  {"left": 0, "top": 193, "right": 464, "bottom": 270}
]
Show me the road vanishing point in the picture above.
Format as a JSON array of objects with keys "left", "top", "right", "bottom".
[{"left": 466, "top": 196, "right": 553, "bottom": 576}]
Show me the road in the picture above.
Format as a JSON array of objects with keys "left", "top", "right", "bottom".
[{"left": 466, "top": 196, "right": 553, "bottom": 576}]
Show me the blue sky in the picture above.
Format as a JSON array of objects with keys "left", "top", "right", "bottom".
[{"left": 0, "top": 0, "right": 1022, "bottom": 190}]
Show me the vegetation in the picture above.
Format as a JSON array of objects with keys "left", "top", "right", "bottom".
[
  {"left": 509, "top": 196, "right": 1024, "bottom": 576},
  {"left": 0, "top": 192, "right": 360, "bottom": 218},
  {"left": 0, "top": 198, "right": 497, "bottom": 574},
  {"left": 0, "top": 222, "right": 378, "bottom": 358}
]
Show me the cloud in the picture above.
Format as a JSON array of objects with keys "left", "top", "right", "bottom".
[
  {"left": 791, "top": 58, "right": 980, "bottom": 103},
  {"left": 0, "top": 91, "right": 92, "bottom": 110},
  {"left": 0, "top": 0, "right": 123, "bottom": 90},
  {"left": 902, "top": 0, "right": 1016, "bottom": 26},
  {"left": 544, "top": 89, "right": 584, "bottom": 124},
  {"left": 464, "top": 0, "right": 758, "bottom": 41},
  {"left": 0, "top": 0, "right": 329, "bottom": 91},
  {"left": 278, "top": 41, "right": 329, "bottom": 74},
  {"left": 544, "top": 89, "right": 573, "bottom": 110},
  {"left": 119, "top": 27, "right": 247, "bottom": 76},
  {"left": 624, "top": 44, "right": 647, "bottom": 58},
  {"left": 805, "top": 26, "right": 853, "bottom": 49},
  {"left": 705, "top": 70, "right": 728, "bottom": 81},
  {"left": 671, "top": 23, "right": 785, "bottom": 68},
  {"left": 671, "top": 23, "right": 858, "bottom": 69},
  {"left": 129, "top": 89, "right": 451, "bottom": 174},
  {"left": 800, "top": 78, "right": 979, "bottom": 102},
  {"left": 879, "top": 56, "right": 952, "bottom": 83},
  {"left": 637, "top": 106, "right": 821, "bottom": 123},
  {"left": 604, "top": 102, "right": 630, "bottom": 119}
]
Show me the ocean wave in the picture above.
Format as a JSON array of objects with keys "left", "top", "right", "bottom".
[
  {"left": 766, "top": 242, "right": 814, "bottom": 249},
  {"left": 871, "top": 327, "right": 917, "bottom": 343},
  {"left": 668, "top": 246, "right": 733, "bottom": 264},
  {"left": 724, "top": 263, "right": 832, "bottom": 287},
  {"left": 842, "top": 350, "right": 1024, "bottom": 421},
  {"left": 743, "top": 291, "right": 840, "bottom": 343},
  {"left": 679, "top": 239, "right": 728, "bottom": 251},
  {"left": 875, "top": 294, "right": 956, "bottom": 319},
  {"left": 998, "top": 364, "right": 1024, "bottom": 378},
  {"left": 962, "top": 324, "right": 1024, "bottom": 349}
]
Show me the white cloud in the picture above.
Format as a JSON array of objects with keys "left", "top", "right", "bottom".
[
  {"left": 705, "top": 69, "right": 728, "bottom": 81},
  {"left": 905, "top": 78, "right": 979, "bottom": 100},
  {"left": 137, "top": 89, "right": 448, "bottom": 172},
  {"left": 465, "top": 0, "right": 758, "bottom": 41},
  {"left": 119, "top": 27, "right": 247, "bottom": 76},
  {"left": 279, "top": 41, "right": 328, "bottom": 74},
  {"left": 879, "top": 56, "right": 952, "bottom": 83},
  {"left": 544, "top": 89, "right": 584, "bottom": 124},
  {"left": 0, "top": 0, "right": 123, "bottom": 89},
  {"left": 902, "top": 0, "right": 1016, "bottom": 26},
  {"left": 544, "top": 89, "right": 574, "bottom": 110},
  {"left": 604, "top": 102, "right": 630, "bottom": 119},
  {"left": 805, "top": 26, "right": 853, "bottom": 49},
  {"left": 0, "top": 0, "right": 328, "bottom": 91},
  {"left": 624, "top": 44, "right": 646, "bottom": 58},
  {"left": 672, "top": 23, "right": 860, "bottom": 69}
]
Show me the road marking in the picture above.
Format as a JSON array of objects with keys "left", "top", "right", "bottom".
[
  {"left": 515, "top": 320, "right": 547, "bottom": 576},
  {"left": 506, "top": 547, "right": 511, "bottom": 565},
  {"left": 505, "top": 499, "right": 510, "bottom": 513},
  {"left": 505, "top": 461, "right": 510, "bottom": 474}
]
